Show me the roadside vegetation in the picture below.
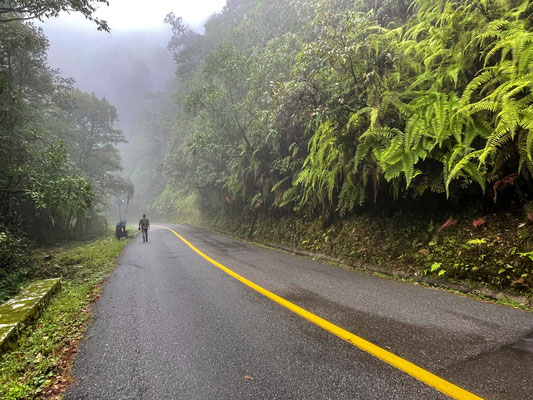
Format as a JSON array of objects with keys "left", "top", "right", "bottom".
[
  {"left": 125, "top": 0, "right": 533, "bottom": 295},
  {"left": 0, "top": 3, "right": 135, "bottom": 398},
  {"left": 204, "top": 211, "right": 532, "bottom": 301},
  {"left": 0, "top": 235, "right": 131, "bottom": 400},
  {"left": 0, "top": 2, "right": 133, "bottom": 304}
]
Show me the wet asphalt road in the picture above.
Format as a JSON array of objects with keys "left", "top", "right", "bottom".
[{"left": 66, "top": 224, "right": 533, "bottom": 400}]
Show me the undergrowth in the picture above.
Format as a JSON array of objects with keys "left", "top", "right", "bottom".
[
  {"left": 205, "top": 211, "right": 533, "bottom": 297},
  {"left": 0, "top": 235, "right": 131, "bottom": 399}
]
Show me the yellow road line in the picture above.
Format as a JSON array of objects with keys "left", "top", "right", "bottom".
[{"left": 154, "top": 225, "right": 484, "bottom": 400}]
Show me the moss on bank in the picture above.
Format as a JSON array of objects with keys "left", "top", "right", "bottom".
[
  {"left": 0, "top": 235, "right": 131, "bottom": 399},
  {"left": 204, "top": 211, "right": 532, "bottom": 298}
]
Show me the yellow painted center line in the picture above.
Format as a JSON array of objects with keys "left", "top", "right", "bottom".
[{"left": 154, "top": 225, "right": 484, "bottom": 400}]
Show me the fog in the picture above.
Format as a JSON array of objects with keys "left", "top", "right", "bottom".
[
  {"left": 41, "top": 0, "right": 226, "bottom": 131},
  {"left": 43, "top": 28, "right": 174, "bottom": 131},
  {"left": 37, "top": 1, "right": 227, "bottom": 220}
]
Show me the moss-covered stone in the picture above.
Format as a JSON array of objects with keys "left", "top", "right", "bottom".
[{"left": 0, "top": 279, "right": 61, "bottom": 353}]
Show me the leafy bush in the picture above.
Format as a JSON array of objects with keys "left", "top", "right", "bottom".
[
  {"left": 0, "top": 229, "right": 29, "bottom": 302},
  {"left": 157, "top": 0, "right": 532, "bottom": 221}
]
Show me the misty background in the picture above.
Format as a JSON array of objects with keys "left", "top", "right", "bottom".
[
  {"left": 39, "top": 0, "right": 227, "bottom": 220},
  {"left": 42, "top": 0, "right": 225, "bottom": 129}
]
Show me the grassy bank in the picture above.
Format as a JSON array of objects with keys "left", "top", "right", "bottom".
[
  {"left": 202, "top": 211, "right": 533, "bottom": 303},
  {"left": 0, "top": 235, "right": 131, "bottom": 399}
]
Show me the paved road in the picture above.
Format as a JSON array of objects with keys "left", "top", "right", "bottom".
[{"left": 66, "top": 224, "right": 533, "bottom": 399}]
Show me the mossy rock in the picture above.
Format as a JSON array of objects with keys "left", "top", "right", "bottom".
[{"left": 0, "top": 278, "right": 61, "bottom": 353}]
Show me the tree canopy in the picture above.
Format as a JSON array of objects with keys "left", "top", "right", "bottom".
[
  {"left": 147, "top": 0, "right": 532, "bottom": 222},
  {"left": 0, "top": 4, "right": 129, "bottom": 242},
  {"left": 0, "top": 0, "right": 109, "bottom": 30}
]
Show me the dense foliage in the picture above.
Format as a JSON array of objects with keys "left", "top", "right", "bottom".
[
  {"left": 0, "top": 10, "right": 130, "bottom": 250},
  {"left": 152, "top": 0, "right": 532, "bottom": 223},
  {"left": 0, "top": 0, "right": 109, "bottom": 31}
]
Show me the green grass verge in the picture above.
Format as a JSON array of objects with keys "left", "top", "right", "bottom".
[{"left": 0, "top": 235, "right": 132, "bottom": 399}]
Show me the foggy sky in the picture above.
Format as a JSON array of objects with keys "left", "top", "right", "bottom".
[{"left": 41, "top": 0, "right": 227, "bottom": 131}]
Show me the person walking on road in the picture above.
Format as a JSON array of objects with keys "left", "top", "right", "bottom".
[{"left": 138, "top": 214, "right": 150, "bottom": 242}]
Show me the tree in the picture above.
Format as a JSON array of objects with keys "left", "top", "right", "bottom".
[
  {"left": 55, "top": 89, "right": 134, "bottom": 212},
  {"left": 154, "top": 0, "right": 532, "bottom": 225},
  {"left": 0, "top": 0, "right": 110, "bottom": 31},
  {"left": 1, "top": 18, "right": 130, "bottom": 240}
]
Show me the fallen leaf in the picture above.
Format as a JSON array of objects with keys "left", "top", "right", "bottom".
[
  {"left": 472, "top": 217, "right": 486, "bottom": 228},
  {"left": 439, "top": 217, "right": 457, "bottom": 232},
  {"left": 512, "top": 277, "right": 528, "bottom": 288},
  {"left": 418, "top": 248, "right": 429, "bottom": 256}
]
